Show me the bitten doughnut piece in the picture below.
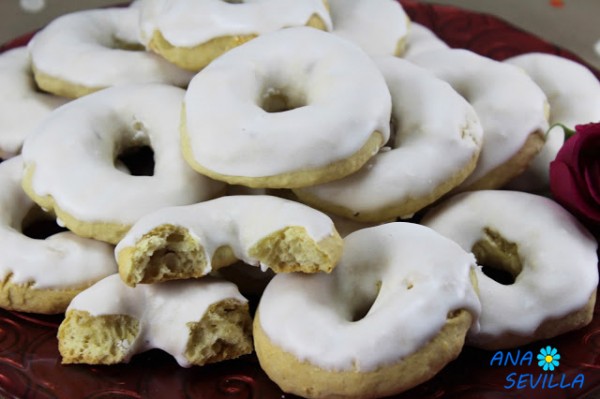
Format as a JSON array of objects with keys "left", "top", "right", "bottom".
[
  {"left": 254, "top": 223, "right": 481, "bottom": 399},
  {"left": 59, "top": 274, "right": 253, "bottom": 366},
  {"left": 28, "top": 7, "right": 192, "bottom": 98},
  {"left": 423, "top": 190, "right": 598, "bottom": 349},
  {"left": 181, "top": 27, "right": 391, "bottom": 189},
  {"left": 116, "top": 195, "right": 343, "bottom": 287},
  {"left": 21, "top": 84, "right": 224, "bottom": 244},
  {"left": 0, "top": 157, "right": 116, "bottom": 314},
  {"left": 295, "top": 57, "right": 483, "bottom": 222},
  {"left": 139, "top": 0, "right": 332, "bottom": 71}
]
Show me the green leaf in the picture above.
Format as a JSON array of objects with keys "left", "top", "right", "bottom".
[{"left": 547, "top": 123, "right": 576, "bottom": 139}]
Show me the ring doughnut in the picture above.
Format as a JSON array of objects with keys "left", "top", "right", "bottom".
[
  {"left": 254, "top": 222, "right": 480, "bottom": 399},
  {"left": 408, "top": 48, "right": 549, "bottom": 191},
  {"left": 115, "top": 195, "right": 343, "bottom": 286},
  {"left": 505, "top": 53, "right": 600, "bottom": 192},
  {"left": 28, "top": 7, "right": 193, "bottom": 98},
  {"left": 328, "top": 0, "right": 410, "bottom": 56},
  {"left": 422, "top": 190, "right": 598, "bottom": 349},
  {"left": 0, "top": 157, "right": 116, "bottom": 314},
  {"left": 295, "top": 57, "right": 483, "bottom": 222},
  {"left": 0, "top": 47, "right": 67, "bottom": 159},
  {"left": 59, "top": 274, "right": 253, "bottom": 366},
  {"left": 22, "top": 84, "right": 224, "bottom": 244},
  {"left": 181, "top": 27, "right": 391, "bottom": 189},
  {"left": 139, "top": 0, "right": 332, "bottom": 71}
]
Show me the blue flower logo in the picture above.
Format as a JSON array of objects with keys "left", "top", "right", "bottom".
[{"left": 537, "top": 346, "right": 560, "bottom": 371}]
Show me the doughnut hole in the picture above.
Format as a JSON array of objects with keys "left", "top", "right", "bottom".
[
  {"left": 350, "top": 280, "right": 382, "bottom": 322},
  {"left": 116, "top": 145, "right": 155, "bottom": 176},
  {"left": 21, "top": 204, "right": 68, "bottom": 239},
  {"left": 114, "top": 124, "right": 155, "bottom": 176},
  {"left": 260, "top": 86, "right": 307, "bottom": 113},
  {"left": 472, "top": 228, "right": 523, "bottom": 285}
]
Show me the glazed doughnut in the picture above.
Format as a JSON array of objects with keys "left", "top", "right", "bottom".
[
  {"left": 422, "top": 190, "right": 598, "bottom": 349},
  {"left": 28, "top": 7, "right": 193, "bottom": 98},
  {"left": 139, "top": 0, "right": 332, "bottom": 71},
  {"left": 0, "top": 157, "right": 116, "bottom": 314},
  {"left": 505, "top": 53, "right": 600, "bottom": 191},
  {"left": 295, "top": 57, "right": 483, "bottom": 222},
  {"left": 328, "top": 0, "right": 410, "bottom": 56},
  {"left": 22, "top": 84, "right": 223, "bottom": 245},
  {"left": 254, "top": 223, "right": 480, "bottom": 399},
  {"left": 0, "top": 47, "right": 67, "bottom": 159},
  {"left": 182, "top": 27, "right": 391, "bottom": 189},
  {"left": 116, "top": 195, "right": 343, "bottom": 287},
  {"left": 408, "top": 49, "right": 549, "bottom": 191},
  {"left": 402, "top": 23, "right": 448, "bottom": 59},
  {"left": 59, "top": 274, "right": 252, "bottom": 366}
]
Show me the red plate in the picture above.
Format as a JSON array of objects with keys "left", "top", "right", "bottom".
[{"left": 1, "top": 1, "right": 599, "bottom": 398}]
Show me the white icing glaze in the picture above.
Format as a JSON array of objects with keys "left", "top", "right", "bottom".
[
  {"left": 28, "top": 7, "right": 193, "bottom": 90},
  {"left": 505, "top": 53, "right": 600, "bottom": 191},
  {"left": 257, "top": 222, "right": 480, "bottom": 371},
  {"left": 66, "top": 274, "right": 247, "bottom": 367},
  {"left": 22, "top": 84, "right": 224, "bottom": 227},
  {"left": 116, "top": 195, "right": 338, "bottom": 274},
  {"left": 295, "top": 57, "right": 483, "bottom": 219},
  {"left": 422, "top": 190, "right": 598, "bottom": 345},
  {"left": 184, "top": 27, "right": 391, "bottom": 178},
  {"left": 139, "top": 0, "right": 332, "bottom": 47},
  {"left": 402, "top": 22, "right": 449, "bottom": 59},
  {"left": 328, "top": 0, "right": 409, "bottom": 56},
  {"left": 0, "top": 157, "right": 116, "bottom": 289},
  {"left": 0, "top": 47, "right": 67, "bottom": 159},
  {"left": 408, "top": 49, "right": 549, "bottom": 188}
]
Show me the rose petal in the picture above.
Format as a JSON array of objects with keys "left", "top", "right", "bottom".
[
  {"left": 575, "top": 122, "right": 600, "bottom": 135},
  {"left": 554, "top": 130, "right": 580, "bottom": 163},
  {"left": 550, "top": 161, "right": 600, "bottom": 225},
  {"left": 554, "top": 132, "right": 589, "bottom": 189},
  {"left": 584, "top": 155, "right": 600, "bottom": 205}
]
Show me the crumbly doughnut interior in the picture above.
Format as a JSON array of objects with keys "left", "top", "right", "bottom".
[
  {"left": 118, "top": 224, "right": 209, "bottom": 286},
  {"left": 185, "top": 299, "right": 253, "bottom": 365},
  {"left": 249, "top": 226, "right": 340, "bottom": 273},
  {"left": 59, "top": 310, "right": 140, "bottom": 364}
]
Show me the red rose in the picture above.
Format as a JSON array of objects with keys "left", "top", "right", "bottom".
[{"left": 550, "top": 122, "right": 600, "bottom": 236}]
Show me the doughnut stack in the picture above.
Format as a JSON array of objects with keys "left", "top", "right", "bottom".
[{"left": 0, "top": 0, "right": 599, "bottom": 398}]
